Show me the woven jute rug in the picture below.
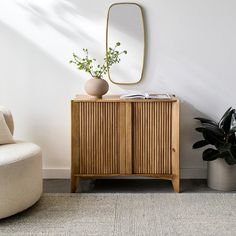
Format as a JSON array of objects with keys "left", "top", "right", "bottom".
[{"left": 0, "top": 193, "right": 236, "bottom": 235}]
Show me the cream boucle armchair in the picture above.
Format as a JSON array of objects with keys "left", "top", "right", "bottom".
[{"left": 0, "top": 106, "right": 42, "bottom": 219}]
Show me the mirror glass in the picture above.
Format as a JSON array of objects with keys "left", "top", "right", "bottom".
[{"left": 106, "top": 3, "right": 145, "bottom": 84}]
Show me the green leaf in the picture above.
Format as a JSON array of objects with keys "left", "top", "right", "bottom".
[
  {"left": 195, "top": 126, "right": 225, "bottom": 146},
  {"left": 202, "top": 148, "right": 220, "bottom": 161},
  {"left": 220, "top": 150, "right": 236, "bottom": 165},
  {"left": 70, "top": 42, "right": 127, "bottom": 78},
  {"left": 229, "top": 126, "right": 236, "bottom": 135},
  {"left": 228, "top": 133, "right": 236, "bottom": 144},
  {"left": 219, "top": 107, "right": 232, "bottom": 124},
  {"left": 195, "top": 127, "right": 205, "bottom": 133},
  {"left": 219, "top": 107, "right": 233, "bottom": 132},
  {"left": 202, "top": 130, "right": 225, "bottom": 147},
  {"left": 218, "top": 143, "right": 231, "bottom": 153},
  {"left": 193, "top": 108, "right": 236, "bottom": 164},
  {"left": 192, "top": 140, "right": 210, "bottom": 149},
  {"left": 230, "top": 145, "right": 236, "bottom": 157},
  {"left": 229, "top": 112, "right": 236, "bottom": 133},
  {"left": 215, "top": 144, "right": 236, "bottom": 165},
  {"left": 194, "top": 117, "right": 217, "bottom": 126},
  {"left": 201, "top": 123, "right": 225, "bottom": 137}
]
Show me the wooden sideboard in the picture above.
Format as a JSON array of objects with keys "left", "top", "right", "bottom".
[{"left": 71, "top": 95, "right": 180, "bottom": 192}]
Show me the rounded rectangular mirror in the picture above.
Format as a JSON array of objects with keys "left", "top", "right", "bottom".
[{"left": 106, "top": 3, "right": 145, "bottom": 85}]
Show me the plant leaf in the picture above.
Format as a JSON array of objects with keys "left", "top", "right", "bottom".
[
  {"left": 195, "top": 127, "right": 205, "bottom": 133},
  {"left": 194, "top": 117, "right": 217, "bottom": 126},
  {"left": 229, "top": 112, "right": 236, "bottom": 133},
  {"left": 220, "top": 150, "right": 236, "bottom": 165},
  {"left": 202, "top": 123, "right": 225, "bottom": 137},
  {"left": 219, "top": 107, "right": 232, "bottom": 126},
  {"left": 218, "top": 143, "right": 231, "bottom": 153},
  {"left": 216, "top": 144, "right": 236, "bottom": 165},
  {"left": 192, "top": 140, "right": 210, "bottom": 149},
  {"left": 229, "top": 126, "right": 236, "bottom": 135},
  {"left": 202, "top": 130, "right": 225, "bottom": 147},
  {"left": 228, "top": 133, "right": 236, "bottom": 144},
  {"left": 202, "top": 148, "right": 220, "bottom": 161},
  {"left": 195, "top": 125, "right": 225, "bottom": 146},
  {"left": 219, "top": 107, "right": 233, "bottom": 132},
  {"left": 230, "top": 145, "right": 236, "bottom": 157}
]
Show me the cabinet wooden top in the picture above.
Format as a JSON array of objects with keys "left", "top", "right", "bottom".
[{"left": 72, "top": 95, "right": 178, "bottom": 103}]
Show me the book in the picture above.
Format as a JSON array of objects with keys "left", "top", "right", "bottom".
[{"left": 120, "top": 92, "right": 172, "bottom": 100}]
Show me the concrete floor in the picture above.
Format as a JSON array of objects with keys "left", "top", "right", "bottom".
[{"left": 43, "top": 179, "right": 225, "bottom": 193}]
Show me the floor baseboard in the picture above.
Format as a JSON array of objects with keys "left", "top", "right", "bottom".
[
  {"left": 43, "top": 169, "right": 70, "bottom": 179},
  {"left": 43, "top": 168, "right": 207, "bottom": 179}
]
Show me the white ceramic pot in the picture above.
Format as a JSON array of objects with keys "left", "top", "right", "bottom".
[
  {"left": 84, "top": 77, "right": 109, "bottom": 99},
  {"left": 208, "top": 158, "right": 236, "bottom": 191}
]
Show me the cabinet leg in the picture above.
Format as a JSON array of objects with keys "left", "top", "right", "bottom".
[
  {"left": 71, "top": 176, "right": 80, "bottom": 193},
  {"left": 172, "top": 177, "right": 180, "bottom": 193}
]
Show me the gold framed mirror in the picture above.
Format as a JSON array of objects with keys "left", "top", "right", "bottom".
[{"left": 106, "top": 3, "right": 145, "bottom": 85}]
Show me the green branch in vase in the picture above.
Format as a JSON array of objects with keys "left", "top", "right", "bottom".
[{"left": 69, "top": 42, "right": 127, "bottom": 79}]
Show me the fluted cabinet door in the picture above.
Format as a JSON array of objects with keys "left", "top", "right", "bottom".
[
  {"left": 132, "top": 102, "right": 173, "bottom": 174},
  {"left": 72, "top": 102, "right": 131, "bottom": 175}
]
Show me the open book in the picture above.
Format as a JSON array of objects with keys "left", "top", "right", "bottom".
[{"left": 120, "top": 92, "right": 172, "bottom": 100}]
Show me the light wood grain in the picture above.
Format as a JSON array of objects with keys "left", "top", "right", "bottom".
[
  {"left": 73, "top": 95, "right": 177, "bottom": 102},
  {"left": 171, "top": 100, "right": 180, "bottom": 192},
  {"left": 77, "top": 102, "right": 120, "bottom": 175},
  {"left": 119, "top": 103, "right": 126, "bottom": 174},
  {"left": 125, "top": 103, "right": 132, "bottom": 174},
  {"left": 71, "top": 96, "right": 180, "bottom": 193},
  {"left": 132, "top": 102, "right": 172, "bottom": 175},
  {"left": 73, "top": 174, "right": 173, "bottom": 180},
  {"left": 71, "top": 101, "right": 80, "bottom": 192}
]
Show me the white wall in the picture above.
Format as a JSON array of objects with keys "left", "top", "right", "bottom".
[{"left": 0, "top": 0, "right": 236, "bottom": 178}]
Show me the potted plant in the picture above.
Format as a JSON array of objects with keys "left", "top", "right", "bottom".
[
  {"left": 193, "top": 107, "right": 236, "bottom": 191},
  {"left": 70, "top": 42, "right": 127, "bottom": 98}
]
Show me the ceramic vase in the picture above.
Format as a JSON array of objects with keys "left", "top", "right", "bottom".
[{"left": 84, "top": 77, "right": 109, "bottom": 99}]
